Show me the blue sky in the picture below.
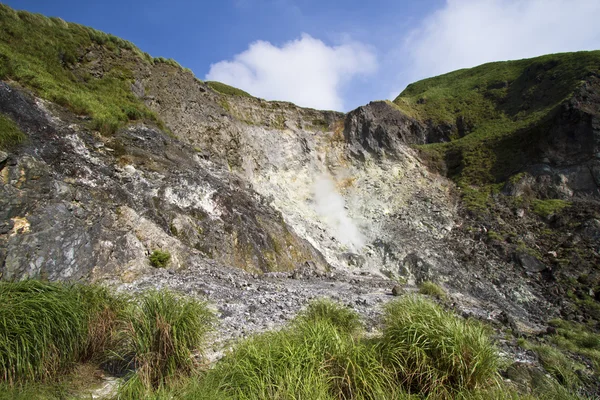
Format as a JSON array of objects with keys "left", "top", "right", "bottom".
[{"left": 4, "top": 0, "right": 600, "bottom": 111}]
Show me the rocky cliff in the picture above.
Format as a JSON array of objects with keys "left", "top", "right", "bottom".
[{"left": 1, "top": 5, "right": 600, "bottom": 394}]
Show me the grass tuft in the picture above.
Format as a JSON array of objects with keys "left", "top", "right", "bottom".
[
  {"left": 115, "top": 290, "right": 216, "bottom": 398},
  {"left": 294, "top": 298, "right": 363, "bottom": 335},
  {"left": 0, "top": 280, "right": 123, "bottom": 384},
  {"left": 531, "top": 199, "right": 571, "bottom": 218},
  {"left": 381, "top": 296, "right": 500, "bottom": 394}
]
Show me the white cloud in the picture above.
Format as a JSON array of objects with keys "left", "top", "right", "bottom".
[
  {"left": 205, "top": 34, "right": 377, "bottom": 111},
  {"left": 395, "top": 0, "right": 600, "bottom": 95}
]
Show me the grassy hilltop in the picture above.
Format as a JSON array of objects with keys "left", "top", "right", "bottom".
[{"left": 393, "top": 51, "right": 600, "bottom": 208}]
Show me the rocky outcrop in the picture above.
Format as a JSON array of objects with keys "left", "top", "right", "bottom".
[
  {"left": 343, "top": 101, "right": 453, "bottom": 160},
  {"left": 0, "top": 81, "right": 328, "bottom": 280},
  {"left": 519, "top": 75, "right": 600, "bottom": 198},
  {"left": 343, "top": 101, "right": 428, "bottom": 159}
]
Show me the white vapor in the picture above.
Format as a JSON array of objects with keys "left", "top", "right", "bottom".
[
  {"left": 313, "top": 176, "right": 364, "bottom": 250},
  {"left": 395, "top": 0, "right": 600, "bottom": 94},
  {"left": 205, "top": 34, "right": 377, "bottom": 111}
]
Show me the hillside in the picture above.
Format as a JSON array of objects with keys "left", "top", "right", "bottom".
[
  {"left": 1, "top": 4, "right": 600, "bottom": 399},
  {"left": 394, "top": 52, "right": 600, "bottom": 208}
]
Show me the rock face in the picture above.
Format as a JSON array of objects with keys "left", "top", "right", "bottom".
[
  {"left": 0, "top": 81, "right": 327, "bottom": 281},
  {"left": 499, "top": 75, "right": 600, "bottom": 200},
  {"left": 343, "top": 101, "right": 454, "bottom": 160}
]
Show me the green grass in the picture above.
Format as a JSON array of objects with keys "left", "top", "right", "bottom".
[
  {"left": 0, "top": 4, "right": 166, "bottom": 135},
  {"left": 524, "top": 342, "right": 585, "bottom": 391},
  {"left": 149, "top": 250, "right": 171, "bottom": 268},
  {"left": 396, "top": 51, "right": 600, "bottom": 210},
  {"left": 548, "top": 319, "right": 600, "bottom": 374},
  {"left": 519, "top": 329, "right": 598, "bottom": 394},
  {"left": 418, "top": 281, "right": 447, "bottom": 300},
  {"left": 0, "top": 382, "right": 69, "bottom": 400},
  {"left": 0, "top": 280, "right": 215, "bottom": 400},
  {"left": 381, "top": 296, "right": 500, "bottom": 395},
  {"left": 182, "top": 309, "right": 402, "bottom": 400},
  {"left": 0, "top": 280, "right": 124, "bottom": 384},
  {"left": 395, "top": 51, "right": 600, "bottom": 134},
  {"left": 115, "top": 290, "right": 216, "bottom": 398},
  {"left": 206, "top": 81, "right": 253, "bottom": 98},
  {"left": 0, "top": 113, "right": 26, "bottom": 151},
  {"left": 294, "top": 298, "right": 363, "bottom": 335},
  {"left": 173, "top": 297, "right": 502, "bottom": 400},
  {"left": 2, "top": 283, "right": 589, "bottom": 399},
  {"left": 531, "top": 199, "right": 571, "bottom": 218}
]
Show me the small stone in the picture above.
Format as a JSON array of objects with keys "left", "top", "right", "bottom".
[{"left": 392, "top": 285, "right": 403, "bottom": 296}]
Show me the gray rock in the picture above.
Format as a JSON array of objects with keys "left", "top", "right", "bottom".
[
  {"left": 516, "top": 252, "right": 547, "bottom": 273},
  {"left": 391, "top": 285, "right": 403, "bottom": 297}
]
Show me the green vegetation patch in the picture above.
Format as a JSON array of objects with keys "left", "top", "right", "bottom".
[
  {"left": 520, "top": 340, "right": 586, "bottom": 391},
  {"left": 381, "top": 296, "right": 498, "bottom": 394},
  {"left": 0, "top": 5, "right": 164, "bottom": 135},
  {"left": 531, "top": 199, "right": 571, "bottom": 218},
  {"left": 418, "top": 280, "right": 448, "bottom": 300},
  {"left": 293, "top": 298, "right": 363, "bottom": 335},
  {"left": 1, "top": 281, "right": 587, "bottom": 399},
  {"left": 519, "top": 319, "right": 600, "bottom": 393},
  {"left": 0, "top": 280, "right": 216, "bottom": 399},
  {"left": 548, "top": 319, "right": 600, "bottom": 374},
  {"left": 116, "top": 290, "right": 216, "bottom": 398},
  {"left": 177, "top": 296, "right": 501, "bottom": 399},
  {"left": 398, "top": 51, "right": 600, "bottom": 211},
  {"left": 0, "top": 113, "right": 26, "bottom": 150},
  {"left": 206, "top": 81, "right": 253, "bottom": 98},
  {"left": 395, "top": 51, "right": 600, "bottom": 133},
  {"left": 0, "top": 280, "right": 124, "bottom": 384},
  {"left": 149, "top": 249, "right": 171, "bottom": 268}
]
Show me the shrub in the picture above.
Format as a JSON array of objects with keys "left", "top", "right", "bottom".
[
  {"left": 116, "top": 290, "right": 215, "bottom": 398},
  {"left": 380, "top": 296, "right": 500, "bottom": 394},
  {"left": 149, "top": 250, "right": 171, "bottom": 268}
]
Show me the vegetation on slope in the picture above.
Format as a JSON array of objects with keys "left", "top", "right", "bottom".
[
  {"left": 206, "top": 81, "right": 253, "bottom": 98},
  {"left": 0, "top": 113, "right": 26, "bottom": 150},
  {"left": 0, "top": 4, "right": 169, "bottom": 135},
  {"left": 393, "top": 51, "right": 600, "bottom": 210}
]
